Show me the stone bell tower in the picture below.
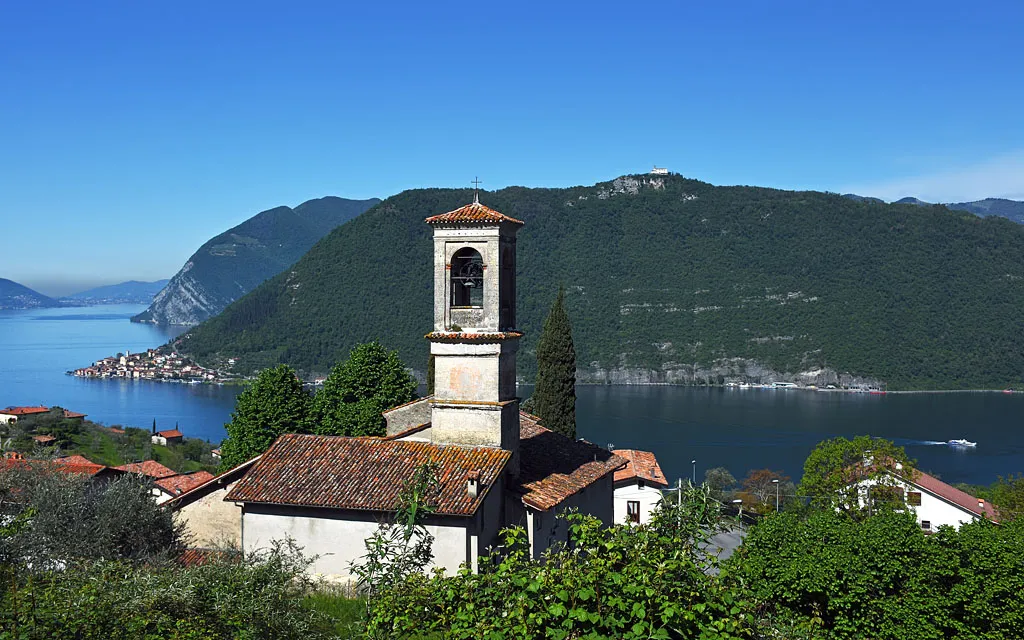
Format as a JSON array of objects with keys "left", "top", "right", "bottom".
[{"left": 425, "top": 197, "right": 523, "bottom": 474}]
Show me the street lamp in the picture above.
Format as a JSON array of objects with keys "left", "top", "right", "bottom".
[
  {"left": 772, "top": 478, "right": 780, "bottom": 512},
  {"left": 732, "top": 498, "right": 744, "bottom": 520},
  {"left": 691, "top": 460, "right": 696, "bottom": 485}
]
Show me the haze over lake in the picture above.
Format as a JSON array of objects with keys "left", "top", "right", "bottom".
[{"left": 1, "top": 305, "right": 1021, "bottom": 486}]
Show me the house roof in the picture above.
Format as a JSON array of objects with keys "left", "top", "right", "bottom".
[
  {"left": 226, "top": 434, "right": 511, "bottom": 516},
  {"left": 114, "top": 460, "right": 178, "bottom": 479},
  {"left": 612, "top": 449, "right": 669, "bottom": 487},
  {"left": 165, "top": 456, "right": 263, "bottom": 510},
  {"left": 424, "top": 201, "right": 524, "bottom": 226},
  {"left": 514, "top": 414, "right": 627, "bottom": 511},
  {"left": 155, "top": 471, "right": 216, "bottom": 496},
  {"left": 2, "top": 454, "right": 113, "bottom": 478},
  {"left": 905, "top": 468, "right": 999, "bottom": 522},
  {"left": 155, "top": 429, "right": 183, "bottom": 438},
  {"left": 1, "top": 406, "right": 49, "bottom": 416},
  {"left": 62, "top": 410, "right": 87, "bottom": 419},
  {"left": 31, "top": 435, "right": 57, "bottom": 445}
]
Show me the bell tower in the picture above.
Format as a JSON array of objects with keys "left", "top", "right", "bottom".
[{"left": 425, "top": 199, "right": 523, "bottom": 474}]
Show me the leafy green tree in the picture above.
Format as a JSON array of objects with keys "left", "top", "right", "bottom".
[
  {"left": 798, "top": 435, "right": 914, "bottom": 512},
  {"left": 309, "top": 341, "right": 417, "bottom": 437},
  {"left": 704, "top": 466, "right": 737, "bottom": 501},
  {"left": 532, "top": 286, "right": 577, "bottom": 439},
  {"left": 219, "top": 364, "right": 312, "bottom": 470}
]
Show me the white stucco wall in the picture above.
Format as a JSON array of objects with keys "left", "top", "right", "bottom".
[
  {"left": 173, "top": 482, "right": 243, "bottom": 547},
  {"left": 528, "top": 474, "right": 615, "bottom": 559},
  {"left": 614, "top": 481, "right": 664, "bottom": 525},
  {"left": 857, "top": 475, "right": 981, "bottom": 531}
]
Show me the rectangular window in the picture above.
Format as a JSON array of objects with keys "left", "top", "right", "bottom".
[
  {"left": 921, "top": 520, "right": 931, "bottom": 530},
  {"left": 627, "top": 500, "right": 641, "bottom": 523},
  {"left": 907, "top": 491, "right": 922, "bottom": 506}
]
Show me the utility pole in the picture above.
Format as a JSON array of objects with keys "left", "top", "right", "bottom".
[
  {"left": 676, "top": 478, "right": 683, "bottom": 526},
  {"left": 691, "top": 460, "right": 696, "bottom": 486}
]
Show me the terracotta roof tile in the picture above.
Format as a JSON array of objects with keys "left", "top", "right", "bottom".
[
  {"left": 515, "top": 415, "right": 626, "bottom": 511},
  {"left": 156, "top": 471, "right": 215, "bottom": 496},
  {"left": 425, "top": 201, "right": 524, "bottom": 226},
  {"left": 165, "top": 456, "right": 263, "bottom": 509},
  {"left": 909, "top": 469, "right": 999, "bottom": 522},
  {"left": 32, "top": 435, "right": 57, "bottom": 445},
  {"left": 3, "top": 455, "right": 111, "bottom": 477},
  {"left": 1, "top": 406, "right": 49, "bottom": 416},
  {"left": 226, "top": 434, "right": 510, "bottom": 516},
  {"left": 155, "top": 429, "right": 183, "bottom": 438},
  {"left": 178, "top": 548, "right": 239, "bottom": 567},
  {"left": 612, "top": 449, "right": 669, "bottom": 487},
  {"left": 114, "top": 460, "right": 178, "bottom": 479}
]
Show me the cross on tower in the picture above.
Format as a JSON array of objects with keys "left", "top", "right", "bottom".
[{"left": 472, "top": 177, "right": 482, "bottom": 203}]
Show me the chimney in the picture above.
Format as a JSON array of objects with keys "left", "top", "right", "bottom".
[
  {"left": 466, "top": 470, "right": 481, "bottom": 498},
  {"left": 979, "top": 499, "right": 985, "bottom": 510}
]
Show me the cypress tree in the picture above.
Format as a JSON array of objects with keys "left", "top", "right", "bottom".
[{"left": 533, "top": 286, "right": 576, "bottom": 439}]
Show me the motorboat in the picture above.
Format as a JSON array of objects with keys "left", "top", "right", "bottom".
[{"left": 947, "top": 439, "right": 977, "bottom": 447}]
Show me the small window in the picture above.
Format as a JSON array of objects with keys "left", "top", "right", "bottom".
[
  {"left": 907, "top": 491, "right": 922, "bottom": 506},
  {"left": 450, "top": 248, "right": 483, "bottom": 307},
  {"left": 921, "top": 520, "right": 931, "bottom": 530},
  {"left": 627, "top": 500, "right": 641, "bottom": 523}
]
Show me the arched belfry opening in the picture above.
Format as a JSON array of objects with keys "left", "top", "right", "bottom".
[{"left": 450, "top": 247, "right": 483, "bottom": 308}]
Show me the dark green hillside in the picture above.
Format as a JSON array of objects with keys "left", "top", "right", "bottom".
[
  {"left": 133, "top": 196, "right": 380, "bottom": 325},
  {"left": 0, "top": 278, "right": 60, "bottom": 310},
  {"left": 177, "top": 175, "right": 1024, "bottom": 390}
]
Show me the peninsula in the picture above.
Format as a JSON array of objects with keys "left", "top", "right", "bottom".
[{"left": 68, "top": 349, "right": 237, "bottom": 384}]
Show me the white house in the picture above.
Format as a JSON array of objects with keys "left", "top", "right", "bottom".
[
  {"left": 224, "top": 199, "right": 625, "bottom": 580},
  {"left": 612, "top": 449, "right": 669, "bottom": 524},
  {"left": 853, "top": 461, "right": 998, "bottom": 531},
  {"left": 151, "top": 429, "right": 184, "bottom": 446}
]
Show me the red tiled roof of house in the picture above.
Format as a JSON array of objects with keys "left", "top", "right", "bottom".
[
  {"left": 612, "top": 449, "right": 669, "bottom": 487},
  {"left": 514, "top": 414, "right": 627, "bottom": 511},
  {"left": 908, "top": 469, "right": 999, "bottom": 522},
  {"left": 155, "top": 429, "right": 183, "bottom": 438},
  {"left": 115, "top": 460, "right": 178, "bottom": 479},
  {"left": 225, "top": 434, "right": 510, "bottom": 516},
  {"left": 1, "top": 406, "right": 50, "bottom": 416},
  {"left": 2, "top": 454, "right": 111, "bottom": 477},
  {"left": 165, "top": 456, "right": 263, "bottom": 509},
  {"left": 62, "top": 410, "right": 87, "bottom": 419},
  {"left": 425, "top": 331, "right": 524, "bottom": 341},
  {"left": 424, "top": 201, "right": 524, "bottom": 226},
  {"left": 156, "top": 471, "right": 215, "bottom": 496},
  {"left": 55, "top": 455, "right": 97, "bottom": 466},
  {"left": 31, "top": 435, "right": 57, "bottom": 445}
]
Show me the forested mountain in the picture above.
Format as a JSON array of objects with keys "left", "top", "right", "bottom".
[
  {"left": 947, "top": 198, "right": 1024, "bottom": 225},
  {"left": 176, "top": 175, "right": 1024, "bottom": 390},
  {"left": 61, "top": 279, "right": 169, "bottom": 305},
  {"left": 0, "top": 278, "right": 60, "bottom": 310},
  {"left": 132, "top": 196, "right": 379, "bottom": 325}
]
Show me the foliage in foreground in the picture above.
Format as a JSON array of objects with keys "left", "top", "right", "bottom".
[
  {"left": 728, "top": 509, "right": 1024, "bottom": 639},
  {"left": 0, "top": 540, "right": 338, "bottom": 640},
  {"left": 364, "top": 484, "right": 752, "bottom": 640}
]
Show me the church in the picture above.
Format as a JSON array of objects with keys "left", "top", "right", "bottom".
[{"left": 222, "top": 198, "right": 625, "bottom": 579}]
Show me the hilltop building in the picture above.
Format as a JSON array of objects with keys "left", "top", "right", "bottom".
[
  {"left": 612, "top": 449, "right": 668, "bottom": 524},
  {"left": 223, "top": 200, "right": 625, "bottom": 580}
]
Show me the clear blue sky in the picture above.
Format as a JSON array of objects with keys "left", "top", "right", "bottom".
[{"left": 2, "top": 1, "right": 1022, "bottom": 295}]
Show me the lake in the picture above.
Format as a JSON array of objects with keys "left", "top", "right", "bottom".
[{"left": 1, "top": 305, "right": 1021, "bottom": 486}]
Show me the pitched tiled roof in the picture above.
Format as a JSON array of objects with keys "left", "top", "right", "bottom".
[
  {"left": 156, "top": 471, "right": 215, "bottom": 496},
  {"left": 165, "top": 456, "right": 263, "bottom": 509},
  {"left": 613, "top": 449, "right": 669, "bottom": 487},
  {"left": 426, "top": 331, "right": 523, "bottom": 341},
  {"left": 3, "top": 454, "right": 112, "bottom": 477},
  {"left": 226, "top": 434, "right": 510, "bottom": 516},
  {"left": 155, "top": 429, "right": 183, "bottom": 438},
  {"left": 115, "top": 460, "right": 178, "bottom": 479},
  {"left": 61, "top": 410, "right": 87, "bottom": 419},
  {"left": 1, "top": 406, "right": 49, "bottom": 416},
  {"left": 424, "top": 201, "right": 524, "bottom": 226},
  {"left": 515, "top": 414, "right": 627, "bottom": 511},
  {"left": 31, "top": 435, "right": 57, "bottom": 445},
  {"left": 908, "top": 469, "right": 999, "bottom": 522}
]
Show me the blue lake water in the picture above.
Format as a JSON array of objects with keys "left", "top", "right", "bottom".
[{"left": 1, "top": 305, "right": 1021, "bottom": 486}]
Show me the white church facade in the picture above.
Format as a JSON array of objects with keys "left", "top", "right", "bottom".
[{"left": 223, "top": 199, "right": 625, "bottom": 579}]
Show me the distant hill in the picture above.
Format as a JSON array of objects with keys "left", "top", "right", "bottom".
[
  {"left": 132, "top": 196, "right": 380, "bottom": 326},
  {"left": 894, "top": 197, "right": 930, "bottom": 206},
  {"left": 946, "top": 198, "right": 1024, "bottom": 225},
  {"left": 175, "top": 175, "right": 1024, "bottom": 391},
  {"left": 61, "top": 279, "right": 170, "bottom": 305},
  {"left": 0, "top": 278, "right": 60, "bottom": 310},
  {"left": 841, "top": 193, "right": 884, "bottom": 204}
]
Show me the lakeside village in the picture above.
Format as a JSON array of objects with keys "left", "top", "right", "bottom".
[
  {"left": 68, "top": 348, "right": 238, "bottom": 384},
  {"left": 4, "top": 200, "right": 1019, "bottom": 637}
]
